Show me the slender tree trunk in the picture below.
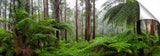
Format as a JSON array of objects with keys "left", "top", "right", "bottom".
[
  {"left": 8, "top": 0, "right": 13, "bottom": 30},
  {"left": 137, "top": 20, "right": 144, "bottom": 56},
  {"left": 102, "top": 23, "right": 104, "bottom": 37},
  {"left": 145, "top": 20, "right": 148, "bottom": 31},
  {"left": 64, "top": 0, "right": 67, "bottom": 42},
  {"left": 0, "top": 0, "right": 2, "bottom": 28},
  {"left": 150, "top": 19, "right": 154, "bottom": 38},
  {"left": 0, "top": 0, "right": 1, "bottom": 16},
  {"left": 157, "top": 23, "right": 160, "bottom": 45},
  {"left": 75, "top": 0, "right": 79, "bottom": 42},
  {"left": 4, "top": 0, "right": 7, "bottom": 30},
  {"left": 31, "top": 0, "right": 33, "bottom": 15},
  {"left": 81, "top": 10, "right": 83, "bottom": 40},
  {"left": 92, "top": 0, "right": 96, "bottom": 39},
  {"left": 43, "top": 0, "right": 49, "bottom": 20},
  {"left": 25, "top": 0, "right": 29, "bottom": 13},
  {"left": 54, "top": 0, "right": 60, "bottom": 40},
  {"left": 59, "top": 0, "right": 63, "bottom": 40},
  {"left": 13, "top": 0, "right": 15, "bottom": 12},
  {"left": 137, "top": 20, "right": 141, "bottom": 34},
  {"left": 85, "top": 0, "right": 88, "bottom": 41}
]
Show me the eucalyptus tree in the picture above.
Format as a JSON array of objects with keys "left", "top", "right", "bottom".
[
  {"left": 54, "top": 0, "right": 60, "bottom": 39},
  {"left": 85, "top": 0, "right": 92, "bottom": 41},
  {"left": 75, "top": 0, "right": 78, "bottom": 41}
]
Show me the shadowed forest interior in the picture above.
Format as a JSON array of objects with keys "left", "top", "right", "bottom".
[{"left": 0, "top": 0, "right": 160, "bottom": 56}]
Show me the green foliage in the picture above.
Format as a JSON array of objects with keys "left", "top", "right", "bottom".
[
  {"left": 0, "top": 28, "right": 15, "bottom": 56},
  {"left": 103, "top": 1, "right": 139, "bottom": 27}
]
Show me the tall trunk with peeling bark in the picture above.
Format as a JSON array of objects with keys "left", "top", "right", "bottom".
[
  {"left": 92, "top": 0, "right": 95, "bottom": 39},
  {"left": 43, "top": 0, "right": 49, "bottom": 20},
  {"left": 75, "top": 0, "right": 78, "bottom": 41}
]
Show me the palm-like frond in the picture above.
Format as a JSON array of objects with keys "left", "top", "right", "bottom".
[{"left": 103, "top": 1, "right": 139, "bottom": 26}]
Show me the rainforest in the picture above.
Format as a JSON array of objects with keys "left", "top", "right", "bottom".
[{"left": 0, "top": 0, "right": 160, "bottom": 56}]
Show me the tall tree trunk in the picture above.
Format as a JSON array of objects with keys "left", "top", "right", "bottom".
[
  {"left": 145, "top": 20, "right": 148, "bottom": 31},
  {"left": 60, "top": 0, "right": 63, "bottom": 40},
  {"left": 13, "top": 0, "right": 15, "bottom": 12},
  {"left": 150, "top": 19, "right": 154, "bottom": 38},
  {"left": 31, "top": 0, "right": 33, "bottom": 15},
  {"left": 0, "top": 0, "right": 1, "bottom": 16},
  {"left": 81, "top": 10, "right": 83, "bottom": 40},
  {"left": 9, "top": 0, "right": 13, "bottom": 30},
  {"left": 0, "top": 0, "right": 2, "bottom": 28},
  {"left": 54, "top": 0, "right": 60, "bottom": 40},
  {"left": 137, "top": 20, "right": 144, "bottom": 56},
  {"left": 92, "top": 0, "right": 95, "bottom": 39},
  {"left": 4, "top": 0, "right": 7, "bottom": 30},
  {"left": 75, "top": 0, "right": 79, "bottom": 42},
  {"left": 85, "top": 0, "right": 88, "bottom": 41},
  {"left": 87, "top": 0, "right": 91, "bottom": 41},
  {"left": 157, "top": 23, "right": 160, "bottom": 45},
  {"left": 25, "top": 0, "right": 29, "bottom": 13},
  {"left": 64, "top": 0, "right": 67, "bottom": 42},
  {"left": 137, "top": 20, "right": 141, "bottom": 34},
  {"left": 43, "top": 0, "right": 48, "bottom": 20}
]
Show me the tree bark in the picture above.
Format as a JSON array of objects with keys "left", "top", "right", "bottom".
[
  {"left": 85, "top": 0, "right": 88, "bottom": 41},
  {"left": 25, "top": 0, "right": 29, "bottom": 13},
  {"left": 0, "top": 0, "right": 1, "bottom": 16},
  {"left": 9, "top": 0, "right": 13, "bottom": 30},
  {"left": 54, "top": 0, "right": 60, "bottom": 40},
  {"left": 137, "top": 20, "right": 144, "bottom": 56},
  {"left": 145, "top": 20, "right": 148, "bottom": 31},
  {"left": 64, "top": 0, "right": 67, "bottom": 42},
  {"left": 4, "top": 0, "right": 7, "bottom": 30},
  {"left": 87, "top": 0, "right": 91, "bottom": 41},
  {"left": 92, "top": 0, "right": 95, "bottom": 39},
  {"left": 31, "top": 0, "right": 33, "bottom": 15},
  {"left": 75, "top": 0, "right": 79, "bottom": 42},
  {"left": 0, "top": 0, "right": 2, "bottom": 28},
  {"left": 150, "top": 19, "right": 154, "bottom": 38},
  {"left": 43, "top": 0, "right": 49, "bottom": 20},
  {"left": 157, "top": 23, "right": 160, "bottom": 45}
]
